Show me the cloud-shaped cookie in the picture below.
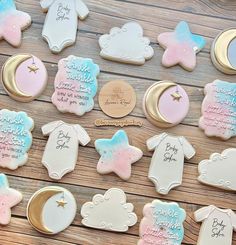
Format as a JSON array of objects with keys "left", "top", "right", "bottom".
[
  {"left": 81, "top": 188, "right": 137, "bottom": 232},
  {"left": 99, "top": 22, "right": 154, "bottom": 65},
  {"left": 198, "top": 148, "right": 236, "bottom": 191}
]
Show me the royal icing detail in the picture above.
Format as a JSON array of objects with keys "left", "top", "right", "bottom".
[
  {"left": 99, "top": 22, "right": 154, "bottom": 65},
  {"left": 138, "top": 200, "right": 186, "bottom": 245},
  {"left": 0, "top": 173, "right": 22, "bottom": 225},
  {"left": 0, "top": 0, "right": 31, "bottom": 47},
  {"left": 157, "top": 21, "right": 206, "bottom": 71},
  {"left": 147, "top": 133, "right": 196, "bottom": 195},
  {"left": 52, "top": 56, "right": 99, "bottom": 116},
  {"left": 198, "top": 148, "right": 236, "bottom": 191},
  {"left": 194, "top": 205, "right": 236, "bottom": 245},
  {"left": 81, "top": 188, "right": 137, "bottom": 232},
  {"left": 40, "top": 0, "right": 89, "bottom": 53},
  {"left": 199, "top": 79, "right": 236, "bottom": 140},
  {"left": 95, "top": 130, "right": 143, "bottom": 180},
  {"left": 42, "top": 121, "right": 90, "bottom": 180},
  {"left": 0, "top": 109, "right": 34, "bottom": 170}
]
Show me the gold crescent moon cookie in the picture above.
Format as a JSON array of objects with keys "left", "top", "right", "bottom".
[
  {"left": 143, "top": 81, "right": 189, "bottom": 128},
  {"left": 211, "top": 28, "right": 236, "bottom": 74},
  {"left": 27, "top": 186, "right": 77, "bottom": 234}
]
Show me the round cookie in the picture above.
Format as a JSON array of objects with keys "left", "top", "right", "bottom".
[
  {"left": 1, "top": 54, "right": 48, "bottom": 102},
  {"left": 143, "top": 81, "right": 189, "bottom": 128},
  {"left": 27, "top": 186, "right": 77, "bottom": 235}
]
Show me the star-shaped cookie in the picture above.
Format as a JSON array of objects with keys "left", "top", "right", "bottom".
[
  {"left": 157, "top": 21, "right": 206, "bottom": 71},
  {"left": 0, "top": 0, "right": 31, "bottom": 47},
  {"left": 0, "top": 173, "right": 22, "bottom": 225},
  {"left": 95, "top": 130, "right": 143, "bottom": 180}
]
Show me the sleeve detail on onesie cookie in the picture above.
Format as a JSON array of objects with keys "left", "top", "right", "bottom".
[
  {"left": 194, "top": 205, "right": 215, "bottom": 222},
  {"left": 73, "top": 125, "right": 90, "bottom": 146},
  {"left": 40, "top": 0, "right": 55, "bottom": 10},
  {"left": 228, "top": 210, "right": 236, "bottom": 231},
  {"left": 75, "top": 0, "right": 89, "bottom": 19},
  {"left": 42, "top": 121, "right": 63, "bottom": 135},
  {"left": 179, "top": 137, "right": 196, "bottom": 159},
  {"left": 146, "top": 133, "right": 167, "bottom": 151}
]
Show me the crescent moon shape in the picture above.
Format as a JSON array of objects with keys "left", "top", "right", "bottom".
[
  {"left": 27, "top": 187, "right": 62, "bottom": 234},
  {"left": 1, "top": 54, "right": 33, "bottom": 100},
  {"left": 214, "top": 29, "right": 236, "bottom": 73},
  {"left": 144, "top": 81, "right": 176, "bottom": 127}
]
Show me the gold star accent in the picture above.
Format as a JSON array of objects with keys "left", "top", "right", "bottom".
[
  {"left": 56, "top": 199, "right": 67, "bottom": 208},
  {"left": 28, "top": 64, "right": 39, "bottom": 73},
  {"left": 171, "top": 92, "right": 182, "bottom": 102}
]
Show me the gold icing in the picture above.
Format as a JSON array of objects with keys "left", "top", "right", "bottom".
[{"left": 171, "top": 92, "right": 182, "bottom": 101}]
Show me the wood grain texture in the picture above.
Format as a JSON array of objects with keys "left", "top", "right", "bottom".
[{"left": 0, "top": 0, "right": 236, "bottom": 244}]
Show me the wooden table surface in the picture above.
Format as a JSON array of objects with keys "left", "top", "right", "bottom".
[{"left": 1, "top": 0, "right": 236, "bottom": 244}]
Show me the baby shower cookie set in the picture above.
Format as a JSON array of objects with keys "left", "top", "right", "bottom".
[{"left": 1, "top": 0, "right": 236, "bottom": 244}]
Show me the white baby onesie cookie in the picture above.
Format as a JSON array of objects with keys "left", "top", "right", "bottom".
[
  {"left": 40, "top": 0, "right": 89, "bottom": 53},
  {"left": 147, "top": 132, "right": 195, "bottom": 195},
  {"left": 42, "top": 120, "right": 90, "bottom": 180}
]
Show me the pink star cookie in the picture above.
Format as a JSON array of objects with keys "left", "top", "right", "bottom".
[
  {"left": 0, "top": 173, "right": 22, "bottom": 225},
  {"left": 95, "top": 130, "right": 143, "bottom": 180},
  {"left": 0, "top": 0, "right": 31, "bottom": 47},
  {"left": 158, "top": 21, "right": 206, "bottom": 71}
]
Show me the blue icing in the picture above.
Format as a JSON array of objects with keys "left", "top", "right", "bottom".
[
  {"left": 175, "top": 21, "right": 206, "bottom": 50},
  {"left": 0, "top": 173, "right": 9, "bottom": 188},
  {"left": 0, "top": 0, "right": 16, "bottom": 12}
]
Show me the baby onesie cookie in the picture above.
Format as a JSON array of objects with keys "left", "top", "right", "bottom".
[
  {"left": 52, "top": 56, "right": 99, "bottom": 116},
  {"left": 211, "top": 28, "right": 236, "bottom": 74},
  {"left": 27, "top": 186, "right": 77, "bottom": 234},
  {"left": 194, "top": 205, "right": 236, "bottom": 245},
  {"left": 138, "top": 199, "right": 186, "bottom": 245},
  {"left": 40, "top": 0, "right": 89, "bottom": 53},
  {"left": 0, "top": 0, "right": 31, "bottom": 47},
  {"left": 81, "top": 188, "right": 137, "bottom": 232},
  {"left": 198, "top": 148, "right": 236, "bottom": 191},
  {"left": 0, "top": 109, "right": 34, "bottom": 170},
  {"left": 1, "top": 54, "right": 48, "bottom": 102},
  {"left": 147, "top": 133, "right": 195, "bottom": 195},
  {"left": 157, "top": 21, "right": 206, "bottom": 71},
  {"left": 95, "top": 130, "right": 143, "bottom": 180},
  {"left": 99, "top": 22, "right": 154, "bottom": 65},
  {"left": 0, "top": 173, "right": 22, "bottom": 225},
  {"left": 42, "top": 120, "right": 90, "bottom": 180},
  {"left": 199, "top": 79, "right": 236, "bottom": 140},
  {"left": 143, "top": 81, "right": 189, "bottom": 128}
]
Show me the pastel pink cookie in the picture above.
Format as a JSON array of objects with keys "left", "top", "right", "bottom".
[
  {"left": 157, "top": 21, "right": 206, "bottom": 71},
  {"left": 0, "top": 173, "right": 22, "bottom": 225},
  {"left": 0, "top": 0, "right": 31, "bottom": 47},
  {"left": 95, "top": 130, "right": 143, "bottom": 180},
  {"left": 199, "top": 79, "right": 236, "bottom": 140}
]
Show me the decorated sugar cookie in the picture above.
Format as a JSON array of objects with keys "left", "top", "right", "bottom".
[
  {"left": 81, "top": 188, "right": 137, "bottom": 232},
  {"left": 0, "top": 0, "right": 31, "bottom": 47},
  {"left": 198, "top": 148, "right": 236, "bottom": 191},
  {"left": 194, "top": 205, "right": 236, "bottom": 245},
  {"left": 40, "top": 0, "right": 89, "bottom": 53},
  {"left": 0, "top": 173, "right": 22, "bottom": 225},
  {"left": 95, "top": 130, "right": 143, "bottom": 180},
  {"left": 138, "top": 199, "right": 186, "bottom": 245},
  {"left": 157, "top": 21, "right": 206, "bottom": 71},
  {"left": 199, "top": 79, "right": 236, "bottom": 140},
  {"left": 42, "top": 121, "right": 90, "bottom": 180},
  {"left": 147, "top": 133, "right": 195, "bottom": 195},
  {"left": 52, "top": 56, "right": 99, "bottom": 116},
  {"left": 27, "top": 186, "right": 77, "bottom": 234},
  {"left": 99, "top": 22, "right": 154, "bottom": 65},
  {"left": 211, "top": 28, "right": 236, "bottom": 74},
  {"left": 1, "top": 54, "right": 48, "bottom": 102},
  {"left": 0, "top": 109, "right": 34, "bottom": 170},
  {"left": 143, "top": 81, "right": 189, "bottom": 128}
]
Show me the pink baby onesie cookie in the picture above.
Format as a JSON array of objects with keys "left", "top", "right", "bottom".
[
  {"left": 199, "top": 79, "right": 236, "bottom": 140},
  {"left": 95, "top": 130, "right": 143, "bottom": 180},
  {"left": 52, "top": 56, "right": 99, "bottom": 116},
  {"left": 0, "top": 173, "right": 22, "bottom": 225},
  {"left": 42, "top": 120, "right": 90, "bottom": 180},
  {"left": 157, "top": 21, "right": 206, "bottom": 71},
  {"left": 0, "top": 0, "right": 31, "bottom": 47}
]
